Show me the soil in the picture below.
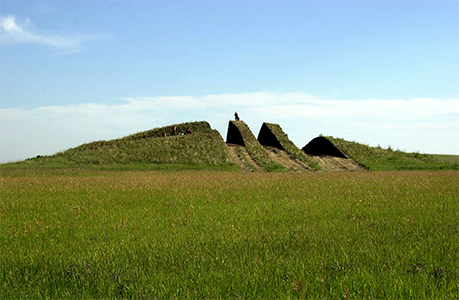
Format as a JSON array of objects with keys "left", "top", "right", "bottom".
[
  {"left": 264, "top": 146, "right": 313, "bottom": 172},
  {"left": 307, "top": 155, "right": 366, "bottom": 171},
  {"left": 227, "top": 143, "right": 266, "bottom": 172},
  {"left": 227, "top": 144, "right": 365, "bottom": 172}
]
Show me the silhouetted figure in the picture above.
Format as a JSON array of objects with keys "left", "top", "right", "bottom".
[
  {"left": 234, "top": 112, "right": 240, "bottom": 121},
  {"left": 173, "top": 125, "right": 177, "bottom": 136},
  {"left": 185, "top": 128, "right": 192, "bottom": 135}
]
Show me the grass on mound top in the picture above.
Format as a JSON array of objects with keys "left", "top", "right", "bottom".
[{"left": 326, "top": 136, "right": 459, "bottom": 171}]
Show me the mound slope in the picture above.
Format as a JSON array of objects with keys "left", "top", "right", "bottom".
[
  {"left": 226, "top": 121, "right": 286, "bottom": 172},
  {"left": 31, "top": 121, "right": 237, "bottom": 168},
  {"left": 226, "top": 121, "right": 245, "bottom": 146},
  {"left": 302, "top": 136, "right": 348, "bottom": 158},
  {"left": 302, "top": 136, "right": 366, "bottom": 171},
  {"left": 257, "top": 123, "right": 321, "bottom": 170},
  {"left": 326, "top": 136, "right": 459, "bottom": 171},
  {"left": 257, "top": 123, "right": 284, "bottom": 150}
]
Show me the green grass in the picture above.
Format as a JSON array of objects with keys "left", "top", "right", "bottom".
[
  {"left": 262, "top": 123, "right": 321, "bottom": 170},
  {"left": 230, "top": 121, "right": 287, "bottom": 172},
  {"left": 326, "top": 136, "right": 459, "bottom": 171},
  {"left": 3, "top": 121, "right": 239, "bottom": 171},
  {"left": 1, "top": 170, "right": 457, "bottom": 298},
  {"left": 431, "top": 154, "right": 459, "bottom": 162}
]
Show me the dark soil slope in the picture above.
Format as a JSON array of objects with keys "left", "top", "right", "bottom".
[{"left": 303, "top": 136, "right": 348, "bottom": 158}]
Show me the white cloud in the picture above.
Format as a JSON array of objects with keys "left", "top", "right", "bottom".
[
  {"left": 0, "top": 15, "right": 107, "bottom": 53},
  {"left": 0, "top": 92, "right": 458, "bottom": 163}
]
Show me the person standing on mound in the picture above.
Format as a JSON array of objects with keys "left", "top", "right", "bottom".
[{"left": 234, "top": 112, "right": 240, "bottom": 121}]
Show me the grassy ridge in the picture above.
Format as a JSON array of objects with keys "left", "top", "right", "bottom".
[
  {"left": 262, "top": 123, "right": 321, "bottom": 170},
  {"left": 1, "top": 170, "right": 457, "bottom": 298},
  {"left": 51, "top": 133, "right": 231, "bottom": 165},
  {"left": 230, "top": 121, "right": 287, "bottom": 172},
  {"left": 6, "top": 122, "right": 238, "bottom": 170},
  {"left": 326, "top": 136, "right": 459, "bottom": 171}
]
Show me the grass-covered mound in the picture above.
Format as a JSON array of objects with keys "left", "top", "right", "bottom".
[
  {"left": 11, "top": 121, "right": 238, "bottom": 170},
  {"left": 302, "top": 136, "right": 347, "bottom": 158},
  {"left": 258, "top": 123, "right": 321, "bottom": 170},
  {"left": 326, "top": 136, "right": 459, "bottom": 171},
  {"left": 227, "top": 121, "right": 287, "bottom": 172}
]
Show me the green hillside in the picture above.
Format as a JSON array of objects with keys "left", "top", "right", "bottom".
[
  {"left": 2, "top": 120, "right": 457, "bottom": 172},
  {"left": 326, "top": 136, "right": 459, "bottom": 171},
  {"left": 8, "top": 121, "right": 238, "bottom": 171}
]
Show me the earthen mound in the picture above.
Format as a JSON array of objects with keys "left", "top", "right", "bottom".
[
  {"left": 302, "top": 136, "right": 347, "bottom": 158},
  {"left": 257, "top": 123, "right": 284, "bottom": 150}
]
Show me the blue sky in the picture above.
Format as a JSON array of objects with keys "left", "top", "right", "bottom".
[{"left": 1, "top": 0, "right": 458, "bottom": 163}]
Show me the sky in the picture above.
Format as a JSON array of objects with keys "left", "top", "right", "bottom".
[{"left": 0, "top": 0, "right": 458, "bottom": 163}]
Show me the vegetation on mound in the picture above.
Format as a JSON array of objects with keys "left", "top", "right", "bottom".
[
  {"left": 9, "top": 121, "right": 238, "bottom": 170},
  {"left": 261, "top": 123, "right": 321, "bottom": 170},
  {"left": 326, "top": 136, "right": 459, "bottom": 171},
  {"left": 75, "top": 121, "right": 215, "bottom": 151},
  {"left": 229, "top": 121, "right": 287, "bottom": 172}
]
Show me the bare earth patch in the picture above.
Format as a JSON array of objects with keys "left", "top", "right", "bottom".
[
  {"left": 226, "top": 143, "right": 266, "bottom": 172},
  {"left": 264, "top": 146, "right": 313, "bottom": 172},
  {"left": 307, "top": 155, "right": 366, "bottom": 171}
]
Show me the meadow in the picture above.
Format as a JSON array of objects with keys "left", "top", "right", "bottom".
[{"left": 1, "top": 170, "right": 458, "bottom": 298}]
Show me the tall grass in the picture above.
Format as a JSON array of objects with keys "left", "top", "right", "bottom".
[{"left": 1, "top": 170, "right": 457, "bottom": 298}]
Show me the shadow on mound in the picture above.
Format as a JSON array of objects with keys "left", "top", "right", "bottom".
[
  {"left": 303, "top": 136, "right": 347, "bottom": 158},
  {"left": 257, "top": 123, "right": 284, "bottom": 150},
  {"left": 226, "top": 121, "right": 245, "bottom": 146}
]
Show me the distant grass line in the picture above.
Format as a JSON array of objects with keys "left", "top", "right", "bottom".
[
  {"left": 230, "top": 121, "right": 287, "bottom": 172},
  {"left": 326, "top": 136, "right": 459, "bottom": 171},
  {"left": 1, "top": 170, "right": 457, "bottom": 298},
  {"left": 431, "top": 154, "right": 459, "bottom": 162},
  {"left": 263, "top": 123, "right": 321, "bottom": 170}
]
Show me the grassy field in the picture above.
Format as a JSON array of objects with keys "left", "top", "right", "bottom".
[{"left": 1, "top": 169, "right": 457, "bottom": 298}]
